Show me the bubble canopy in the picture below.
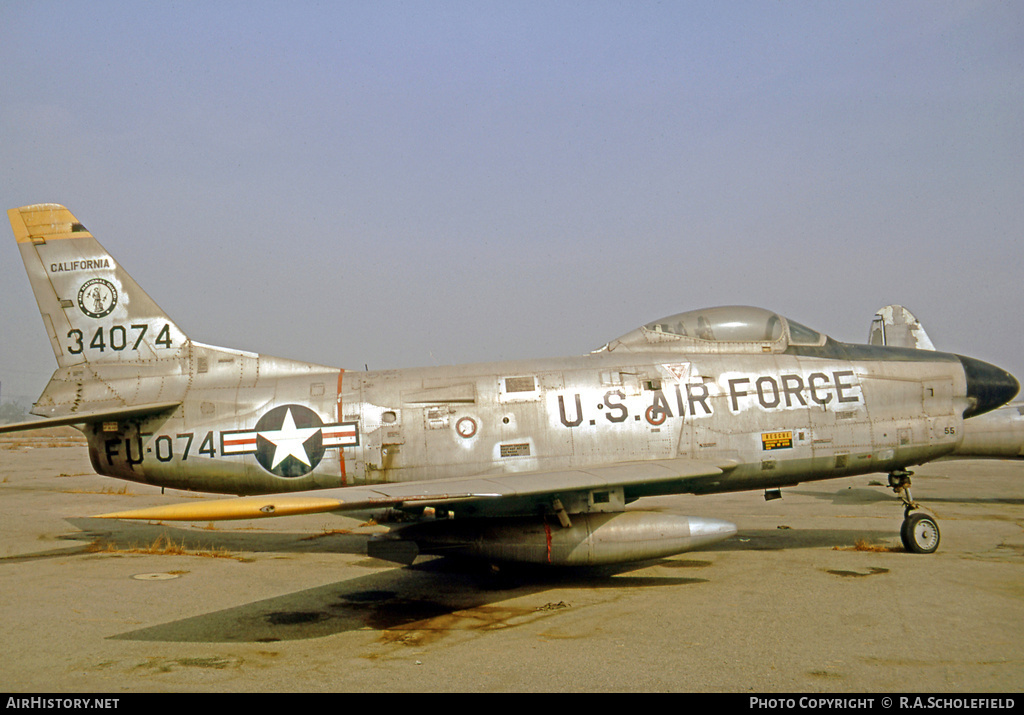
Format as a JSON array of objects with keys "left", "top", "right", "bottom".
[{"left": 602, "top": 306, "right": 826, "bottom": 353}]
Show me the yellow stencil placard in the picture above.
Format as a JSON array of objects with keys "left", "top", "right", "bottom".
[{"left": 761, "top": 431, "right": 793, "bottom": 450}]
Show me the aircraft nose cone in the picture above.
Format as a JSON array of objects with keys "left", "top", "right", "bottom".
[{"left": 958, "top": 355, "right": 1020, "bottom": 418}]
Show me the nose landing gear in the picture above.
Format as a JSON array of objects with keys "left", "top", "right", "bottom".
[{"left": 889, "top": 469, "right": 940, "bottom": 554}]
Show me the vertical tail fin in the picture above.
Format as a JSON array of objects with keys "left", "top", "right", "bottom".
[
  {"left": 867, "top": 305, "right": 935, "bottom": 351},
  {"left": 9, "top": 204, "right": 189, "bottom": 368}
]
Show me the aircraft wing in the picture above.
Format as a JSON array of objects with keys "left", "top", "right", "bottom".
[
  {"left": 0, "top": 402, "right": 182, "bottom": 434},
  {"left": 95, "top": 456, "right": 733, "bottom": 522}
]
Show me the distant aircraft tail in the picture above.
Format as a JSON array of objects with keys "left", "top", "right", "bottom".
[
  {"left": 9, "top": 204, "right": 190, "bottom": 369},
  {"left": 867, "top": 305, "right": 935, "bottom": 350},
  {"left": 867, "top": 304, "right": 1023, "bottom": 458}
]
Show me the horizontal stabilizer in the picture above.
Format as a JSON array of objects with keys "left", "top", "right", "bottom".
[{"left": 0, "top": 401, "right": 181, "bottom": 434}]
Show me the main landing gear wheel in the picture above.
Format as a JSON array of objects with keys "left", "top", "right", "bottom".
[
  {"left": 889, "top": 469, "right": 940, "bottom": 554},
  {"left": 900, "top": 512, "right": 940, "bottom": 554}
]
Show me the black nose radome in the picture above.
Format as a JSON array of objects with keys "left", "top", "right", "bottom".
[{"left": 957, "top": 355, "right": 1020, "bottom": 418}]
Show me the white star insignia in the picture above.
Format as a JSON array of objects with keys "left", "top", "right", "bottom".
[{"left": 258, "top": 408, "right": 322, "bottom": 468}]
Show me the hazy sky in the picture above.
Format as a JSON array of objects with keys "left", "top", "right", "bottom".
[{"left": 2, "top": 1, "right": 1022, "bottom": 405}]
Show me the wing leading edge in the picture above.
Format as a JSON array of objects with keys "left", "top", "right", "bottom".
[{"left": 96, "top": 456, "right": 732, "bottom": 521}]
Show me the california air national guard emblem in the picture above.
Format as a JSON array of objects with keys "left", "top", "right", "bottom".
[{"left": 77, "top": 278, "right": 118, "bottom": 318}]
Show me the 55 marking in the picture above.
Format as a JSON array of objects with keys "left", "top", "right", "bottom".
[{"left": 66, "top": 323, "right": 172, "bottom": 354}]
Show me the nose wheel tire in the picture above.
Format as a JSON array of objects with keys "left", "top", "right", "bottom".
[{"left": 901, "top": 512, "right": 940, "bottom": 554}]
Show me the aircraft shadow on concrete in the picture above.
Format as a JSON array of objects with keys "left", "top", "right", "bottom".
[
  {"left": 916, "top": 495, "right": 1024, "bottom": 507},
  {"left": 43, "top": 518, "right": 707, "bottom": 644},
  {"left": 788, "top": 486, "right": 895, "bottom": 506},
  {"left": 103, "top": 525, "right": 897, "bottom": 644},
  {"left": 105, "top": 557, "right": 712, "bottom": 644},
  {"left": 708, "top": 527, "right": 897, "bottom": 552},
  {"left": 0, "top": 515, "right": 897, "bottom": 644},
  {"left": 790, "top": 485, "right": 1024, "bottom": 508}
]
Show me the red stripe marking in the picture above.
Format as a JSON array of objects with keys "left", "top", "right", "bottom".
[
  {"left": 337, "top": 369, "right": 347, "bottom": 485},
  {"left": 323, "top": 429, "right": 356, "bottom": 439},
  {"left": 223, "top": 437, "right": 257, "bottom": 447}
]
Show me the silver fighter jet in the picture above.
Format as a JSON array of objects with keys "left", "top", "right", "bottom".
[{"left": 4, "top": 205, "right": 1019, "bottom": 564}]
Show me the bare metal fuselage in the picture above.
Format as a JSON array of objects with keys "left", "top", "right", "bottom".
[{"left": 51, "top": 338, "right": 970, "bottom": 515}]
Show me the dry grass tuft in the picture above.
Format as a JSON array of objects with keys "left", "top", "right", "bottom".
[
  {"left": 300, "top": 528, "right": 353, "bottom": 541},
  {"left": 65, "top": 483, "right": 134, "bottom": 496},
  {"left": 85, "top": 534, "right": 239, "bottom": 559},
  {"left": 833, "top": 538, "right": 903, "bottom": 553}
]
